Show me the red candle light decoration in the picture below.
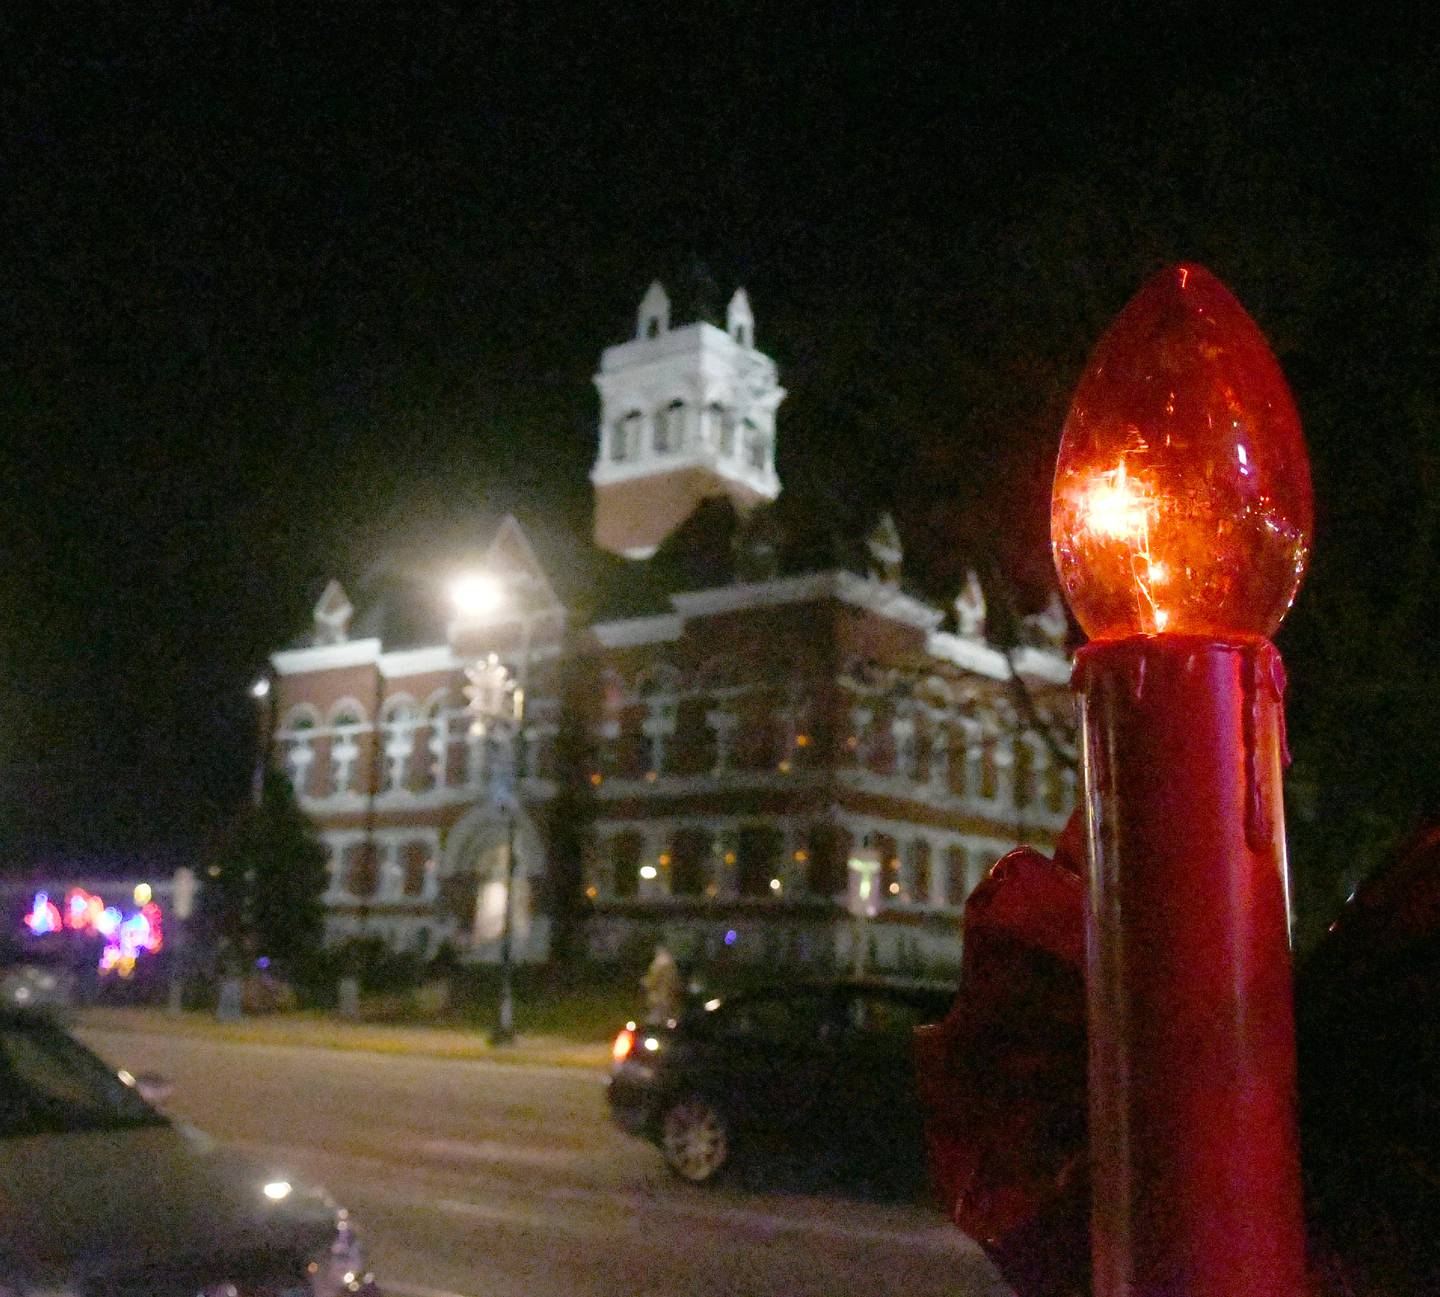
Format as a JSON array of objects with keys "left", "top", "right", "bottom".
[
  {"left": 1053, "top": 263, "right": 1313, "bottom": 641},
  {"left": 1054, "top": 265, "right": 1311, "bottom": 1297}
]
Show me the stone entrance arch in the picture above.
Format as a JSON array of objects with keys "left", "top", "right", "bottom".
[{"left": 440, "top": 805, "right": 550, "bottom": 962}]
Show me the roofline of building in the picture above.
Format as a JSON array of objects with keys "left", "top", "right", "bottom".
[
  {"left": 591, "top": 614, "right": 685, "bottom": 648},
  {"left": 667, "top": 569, "right": 943, "bottom": 631},
  {"left": 271, "top": 639, "right": 462, "bottom": 679},
  {"left": 272, "top": 638, "right": 383, "bottom": 675},
  {"left": 596, "top": 320, "right": 769, "bottom": 375},
  {"left": 271, "top": 570, "right": 1070, "bottom": 685},
  {"left": 926, "top": 632, "right": 1071, "bottom": 685}
]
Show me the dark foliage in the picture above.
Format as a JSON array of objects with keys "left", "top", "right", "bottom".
[{"left": 198, "top": 767, "right": 329, "bottom": 980}]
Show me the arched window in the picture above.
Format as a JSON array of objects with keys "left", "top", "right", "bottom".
[
  {"left": 611, "top": 832, "right": 643, "bottom": 899},
  {"left": 414, "top": 694, "right": 450, "bottom": 792},
  {"left": 344, "top": 841, "right": 379, "bottom": 898},
  {"left": 612, "top": 411, "right": 642, "bottom": 462},
  {"left": 893, "top": 716, "right": 917, "bottom": 780},
  {"left": 947, "top": 727, "right": 969, "bottom": 796},
  {"left": 945, "top": 846, "right": 969, "bottom": 906},
  {"left": 581, "top": 833, "right": 603, "bottom": 900},
  {"left": 874, "top": 833, "right": 902, "bottom": 902},
  {"left": 670, "top": 828, "right": 711, "bottom": 898},
  {"left": 612, "top": 704, "right": 648, "bottom": 779},
  {"left": 380, "top": 697, "right": 418, "bottom": 792},
  {"left": 806, "top": 824, "right": 850, "bottom": 898},
  {"left": 706, "top": 403, "right": 727, "bottom": 449},
  {"left": 654, "top": 399, "right": 685, "bottom": 453},
  {"left": 910, "top": 839, "right": 933, "bottom": 905},
  {"left": 401, "top": 841, "right": 430, "bottom": 897},
  {"left": 670, "top": 695, "right": 715, "bottom": 775},
  {"left": 745, "top": 420, "right": 767, "bottom": 470},
  {"left": 735, "top": 694, "right": 784, "bottom": 771},
  {"left": 279, "top": 705, "right": 321, "bottom": 797},
  {"left": 980, "top": 744, "right": 999, "bottom": 799},
  {"left": 1014, "top": 740, "right": 1037, "bottom": 809},
  {"left": 281, "top": 704, "right": 320, "bottom": 737},
  {"left": 720, "top": 408, "right": 738, "bottom": 456},
  {"left": 328, "top": 701, "right": 365, "bottom": 796},
  {"left": 791, "top": 700, "right": 824, "bottom": 770},
  {"left": 736, "top": 825, "right": 783, "bottom": 898}
]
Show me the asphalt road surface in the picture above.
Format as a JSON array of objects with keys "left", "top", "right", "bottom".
[{"left": 81, "top": 1029, "right": 1012, "bottom": 1297}]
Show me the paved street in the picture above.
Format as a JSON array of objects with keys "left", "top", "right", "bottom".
[{"left": 81, "top": 1029, "right": 1011, "bottom": 1297}]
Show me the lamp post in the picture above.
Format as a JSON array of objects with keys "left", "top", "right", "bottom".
[
  {"left": 249, "top": 674, "right": 273, "bottom": 806},
  {"left": 454, "top": 573, "right": 531, "bottom": 1047},
  {"left": 1052, "top": 265, "right": 1312, "bottom": 1296}
]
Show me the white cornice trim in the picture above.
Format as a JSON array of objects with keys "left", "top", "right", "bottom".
[
  {"left": 667, "top": 570, "right": 944, "bottom": 633},
  {"left": 597, "top": 321, "right": 758, "bottom": 374},
  {"left": 1010, "top": 646, "right": 1073, "bottom": 685},
  {"left": 272, "top": 639, "right": 382, "bottom": 676},
  {"left": 669, "top": 572, "right": 834, "bottom": 618},
  {"left": 588, "top": 453, "right": 780, "bottom": 500},
  {"left": 923, "top": 633, "right": 1071, "bottom": 685},
  {"left": 924, "top": 632, "right": 1010, "bottom": 680},
  {"left": 832, "top": 571, "right": 945, "bottom": 631},
  {"left": 592, "top": 614, "right": 685, "bottom": 648},
  {"left": 380, "top": 646, "right": 462, "bottom": 678}
]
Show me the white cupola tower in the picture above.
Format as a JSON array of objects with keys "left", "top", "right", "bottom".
[{"left": 591, "top": 282, "right": 785, "bottom": 559}]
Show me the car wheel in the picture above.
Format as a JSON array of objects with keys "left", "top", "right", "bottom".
[{"left": 661, "top": 1096, "right": 731, "bottom": 1184}]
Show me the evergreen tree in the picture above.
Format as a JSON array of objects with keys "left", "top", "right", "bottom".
[{"left": 200, "top": 768, "right": 329, "bottom": 978}]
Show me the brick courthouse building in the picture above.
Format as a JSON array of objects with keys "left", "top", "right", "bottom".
[{"left": 268, "top": 284, "right": 1074, "bottom": 971}]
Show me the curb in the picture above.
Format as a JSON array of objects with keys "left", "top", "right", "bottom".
[{"left": 74, "top": 1009, "right": 611, "bottom": 1071}]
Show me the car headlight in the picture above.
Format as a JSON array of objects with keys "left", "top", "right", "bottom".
[{"left": 308, "top": 1209, "right": 373, "bottom": 1296}]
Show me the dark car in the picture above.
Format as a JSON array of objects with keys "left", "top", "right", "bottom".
[
  {"left": 1, "top": 936, "right": 77, "bottom": 1018},
  {"left": 606, "top": 977, "right": 954, "bottom": 1186},
  {"left": 0, "top": 1008, "right": 378, "bottom": 1295}
]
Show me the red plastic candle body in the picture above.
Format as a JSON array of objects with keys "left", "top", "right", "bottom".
[{"left": 1055, "top": 266, "right": 1310, "bottom": 1297}]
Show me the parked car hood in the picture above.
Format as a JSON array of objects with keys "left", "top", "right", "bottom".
[{"left": 0, "top": 1121, "right": 335, "bottom": 1289}]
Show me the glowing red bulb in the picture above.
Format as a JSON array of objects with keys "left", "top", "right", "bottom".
[{"left": 1052, "top": 264, "right": 1313, "bottom": 641}]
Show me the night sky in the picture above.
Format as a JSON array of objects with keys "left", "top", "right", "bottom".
[{"left": 2, "top": 6, "right": 1436, "bottom": 893}]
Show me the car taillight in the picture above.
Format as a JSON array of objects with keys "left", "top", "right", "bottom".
[{"left": 612, "top": 1024, "right": 636, "bottom": 1063}]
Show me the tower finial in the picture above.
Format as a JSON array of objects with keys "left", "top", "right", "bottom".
[
  {"left": 313, "top": 579, "right": 354, "bottom": 645},
  {"left": 637, "top": 281, "right": 670, "bottom": 340},
  {"left": 727, "top": 288, "right": 753, "bottom": 347}
]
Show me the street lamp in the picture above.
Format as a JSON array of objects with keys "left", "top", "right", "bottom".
[
  {"left": 1053, "top": 265, "right": 1311, "bottom": 1296},
  {"left": 249, "top": 673, "right": 275, "bottom": 806},
  {"left": 453, "top": 574, "right": 531, "bottom": 1046},
  {"left": 451, "top": 572, "right": 505, "bottom": 620}
]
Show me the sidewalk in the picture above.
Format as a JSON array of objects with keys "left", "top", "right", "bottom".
[{"left": 74, "top": 1005, "right": 611, "bottom": 1070}]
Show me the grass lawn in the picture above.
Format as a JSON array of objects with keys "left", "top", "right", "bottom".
[{"left": 359, "top": 960, "right": 650, "bottom": 1041}]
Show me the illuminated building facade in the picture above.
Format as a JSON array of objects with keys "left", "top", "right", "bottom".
[{"left": 268, "top": 285, "right": 1075, "bottom": 970}]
